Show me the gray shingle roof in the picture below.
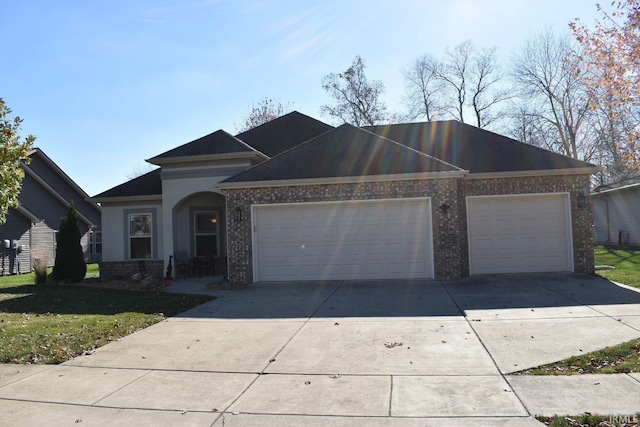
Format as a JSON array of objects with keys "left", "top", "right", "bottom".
[
  {"left": 222, "top": 124, "right": 463, "bottom": 184},
  {"left": 92, "top": 168, "right": 162, "bottom": 199},
  {"left": 148, "top": 129, "right": 257, "bottom": 162},
  {"left": 235, "top": 111, "right": 334, "bottom": 157},
  {"left": 365, "top": 121, "right": 595, "bottom": 173},
  {"left": 94, "top": 114, "right": 597, "bottom": 199}
]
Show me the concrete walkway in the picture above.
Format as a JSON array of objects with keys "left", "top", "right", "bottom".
[{"left": 1, "top": 273, "right": 640, "bottom": 426}]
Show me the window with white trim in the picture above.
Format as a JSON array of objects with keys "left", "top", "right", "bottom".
[
  {"left": 194, "top": 211, "right": 218, "bottom": 257},
  {"left": 129, "top": 214, "right": 152, "bottom": 259},
  {"left": 90, "top": 231, "right": 102, "bottom": 255}
]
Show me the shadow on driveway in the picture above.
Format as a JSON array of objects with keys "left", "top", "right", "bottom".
[{"left": 175, "top": 273, "right": 640, "bottom": 320}]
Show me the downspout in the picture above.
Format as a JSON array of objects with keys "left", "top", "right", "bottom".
[{"left": 605, "top": 198, "right": 610, "bottom": 242}]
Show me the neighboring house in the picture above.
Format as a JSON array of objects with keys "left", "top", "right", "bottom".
[
  {"left": 92, "top": 111, "right": 599, "bottom": 284},
  {"left": 0, "top": 148, "right": 102, "bottom": 275},
  {"left": 592, "top": 175, "right": 640, "bottom": 246}
]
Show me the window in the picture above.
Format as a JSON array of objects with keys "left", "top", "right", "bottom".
[
  {"left": 194, "top": 212, "right": 218, "bottom": 257},
  {"left": 129, "top": 214, "right": 152, "bottom": 259},
  {"left": 95, "top": 231, "right": 102, "bottom": 254},
  {"left": 89, "top": 231, "right": 102, "bottom": 255}
]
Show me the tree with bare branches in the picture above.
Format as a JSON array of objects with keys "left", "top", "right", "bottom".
[
  {"left": 403, "top": 54, "right": 445, "bottom": 121},
  {"left": 404, "top": 41, "right": 508, "bottom": 128},
  {"left": 320, "top": 55, "right": 388, "bottom": 126},
  {"left": 510, "top": 29, "right": 594, "bottom": 160},
  {"left": 235, "top": 97, "right": 293, "bottom": 133}
]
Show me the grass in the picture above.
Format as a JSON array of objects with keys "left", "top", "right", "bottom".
[
  {"left": 536, "top": 414, "right": 639, "bottom": 426},
  {"left": 0, "top": 264, "right": 213, "bottom": 364},
  {"left": 514, "top": 338, "right": 640, "bottom": 375},
  {"left": 594, "top": 246, "right": 640, "bottom": 288}
]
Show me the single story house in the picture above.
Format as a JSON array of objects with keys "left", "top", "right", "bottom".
[
  {"left": 0, "top": 148, "right": 102, "bottom": 275},
  {"left": 92, "top": 112, "right": 598, "bottom": 284},
  {"left": 592, "top": 175, "right": 640, "bottom": 246}
]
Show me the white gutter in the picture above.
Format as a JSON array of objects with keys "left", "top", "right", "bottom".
[
  {"left": 88, "top": 195, "right": 163, "bottom": 204},
  {"left": 466, "top": 166, "right": 601, "bottom": 179},
  {"left": 217, "top": 170, "right": 469, "bottom": 189}
]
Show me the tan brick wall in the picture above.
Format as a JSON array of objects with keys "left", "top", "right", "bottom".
[
  {"left": 460, "top": 174, "right": 594, "bottom": 275},
  {"left": 225, "top": 179, "right": 462, "bottom": 285},
  {"left": 224, "top": 174, "right": 595, "bottom": 285}
]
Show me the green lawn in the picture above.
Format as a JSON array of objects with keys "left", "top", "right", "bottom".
[
  {"left": 514, "top": 338, "right": 640, "bottom": 375},
  {"left": 594, "top": 246, "right": 640, "bottom": 288},
  {"left": 0, "top": 265, "right": 213, "bottom": 364}
]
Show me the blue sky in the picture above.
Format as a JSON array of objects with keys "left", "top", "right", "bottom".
[{"left": 1, "top": 0, "right": 605, "bottom": 196}]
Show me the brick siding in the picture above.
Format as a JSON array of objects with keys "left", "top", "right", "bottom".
[
  {"left": 100, "top": 260, "right": 165, "bottom": 281},
  {"left": 224, "top": 174, "right": 594, "bottom": 285},
  {"left": 460, "top": 174, "right": 594, "bottom": 276}
]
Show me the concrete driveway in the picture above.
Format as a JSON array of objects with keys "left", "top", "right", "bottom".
[{"left": 1, "top": 273, "right": 640, "bottom": 426}]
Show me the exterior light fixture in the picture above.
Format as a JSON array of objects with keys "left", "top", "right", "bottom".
[
  {"left": 439, "top": 203, "right": 450, "bottom": 211},
  {"left": 577, "top": 193, "right": 586, "bottom": 209},
  {"left": 234, "top": 207, "right": 243, "bottom": 222}
]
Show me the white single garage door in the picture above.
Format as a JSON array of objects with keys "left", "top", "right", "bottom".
[
  {"left": 253, "top": 198, "right": 433, "bottom": 281},
  {"left": 467, "top": 194, "right": 572, "bottom": 274}
]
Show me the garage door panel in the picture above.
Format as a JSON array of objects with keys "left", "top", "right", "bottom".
[
  {"left": 254, "top": 199, "right": 433, "bottom": 281},
  {"left": 468, "top": 195, "right": 571, "bottom": 274}
]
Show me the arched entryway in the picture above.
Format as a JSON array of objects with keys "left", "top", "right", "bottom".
[{"left": 172, "top": 191, "right": 226, "bottom": 277}]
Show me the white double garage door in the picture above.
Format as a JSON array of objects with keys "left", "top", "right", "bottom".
[{"left": 252, "top": 194, "right": 573, "bottom": 281}]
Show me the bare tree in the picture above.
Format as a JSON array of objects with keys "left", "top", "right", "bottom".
[
  {"left": 510, "top": 28, "right": 594, "bottom": 160},
  {"left": 235, "top": 97, "right": 293, "bottom": 133},
  {"left": 505, "top": 102, "right": 555, "bottom": 147},
  {"left": 469, "top": 46, "right": 511, "bottom": 128},
  {"left": 126, "top": 162, "right": 156, "bottom": 180},
  {"left": 320, "top": 55, "right": 388, "bottom": 126},
  {"left": 402, "top": 54, "right": 445, "bottom": 121},
  {"left": 404, "top": 41, "right": 508, "bottom": 128},
  {"left": 439, "top": 41, "right": 473, "bottom": 123}
]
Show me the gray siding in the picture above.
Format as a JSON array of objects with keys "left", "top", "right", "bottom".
[
  {"left": 20, "top": 174, "right": 69, "bottom": 226},
  {"left": 0, "top": 148, "right": 103, "bottom": 274},
  {"left": 592, "top": 187, "right": 640, "bottom": 246},
  {"left": 31, "top": 222, "right": 56, "bottom": 267},
  {"left": 0, "top": 210, "right": 32, "bottom": 274},
  {"left": 27, "top": 154, "right": 102, "bottom": 230}
]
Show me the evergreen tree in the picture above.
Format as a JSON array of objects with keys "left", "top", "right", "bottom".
[{"left": 53, "top": 203, "right": 86, "bottom": 283}]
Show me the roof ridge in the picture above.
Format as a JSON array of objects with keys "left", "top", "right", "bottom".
[
  {"left": 223, "top": 122, "right": 335, "bottom": 179},
  {"left": 355, "top": 124, "right": 466, "bottom": 172}
]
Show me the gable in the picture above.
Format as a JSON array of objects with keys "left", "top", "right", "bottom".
[
  {"left": 19, "top": 149, "right": 101, "bottom": 228},
  {"left": 148, "top": 129, "right": 265, "bottom": 164},
  {"left": 92, "top": 169, "right": 162, "bottom": 201},
  {"left": 235, "top": 111, "right": 334, "bottom": 157}
]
